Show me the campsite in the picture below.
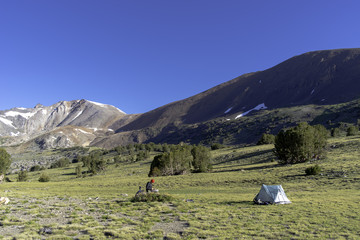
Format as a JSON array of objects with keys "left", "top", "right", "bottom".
[{"left": 0, "top": 135, "right": 359, "bottom": 239}]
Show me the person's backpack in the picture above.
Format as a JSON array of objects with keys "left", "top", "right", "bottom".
[{"left": 146, "top": 181, "right": 152, "bottom": 191}]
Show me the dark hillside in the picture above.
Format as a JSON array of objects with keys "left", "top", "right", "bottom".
[{"left": 117, "top": 48, "right": 360, "bottom": 132}]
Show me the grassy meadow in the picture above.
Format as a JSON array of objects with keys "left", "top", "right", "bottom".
[{"left": 0, "top": 136, "right": 359, "bottom": 239}]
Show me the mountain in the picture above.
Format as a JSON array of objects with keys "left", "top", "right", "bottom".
[
  {"left": 0, "top": 100, "right": 128, "bottom": 150},
  {"left": 2, "top": 48, "right": 360, "bottom": 150},
  {"left": 115, "top": 48, "right": 360, "bottom": 131},
  {"left": 95, "top": 48, "right": 360, "bottom": 147}
]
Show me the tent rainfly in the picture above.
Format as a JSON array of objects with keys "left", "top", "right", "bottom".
[{"left": 254, "top": 184, "right": 291, "bottom": 204}]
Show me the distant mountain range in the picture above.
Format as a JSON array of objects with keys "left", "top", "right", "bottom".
[{"left": 2, "top": 48, "right": 360, "bottom": 151}]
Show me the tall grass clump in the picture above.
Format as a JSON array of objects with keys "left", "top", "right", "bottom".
[
  {"left": 305, "top": 164, "right": 322, "bottom": 175},
  {"left": 17, "top": 170, "right": 28, "bottom": 182},
  {"left": 131, "top": 193, "right": 174, "bottom": 202},
  {"left": 38, "top": 173, "right": 50, "bottom": 182}
]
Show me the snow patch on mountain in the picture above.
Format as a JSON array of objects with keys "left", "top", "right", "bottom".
[
  {"left": 5, "top": 110, "right": 37, "bottom": 119},
  {"left": 235, "top": 103, "right": 267, "bottom": 119},
  {"left": 88, "top": 100, "right": 107, "bottom": 108},
  {"left": 0, "top": 117, "right": 16, "bottom": 128},
  {"left": 11, "top": 132, "right": 20, "bottom": 136},
  {"left": 87, "top": 100, "right": 126, "bottom": 114},
  {"left": 76, "top": 128, "right": 92, "bottom": 135},
  {"left": 224, "top": 107, "right": 233, "bottom": 114},
  {"left": 71, "top": 110, "right": 84, "bottom": 122}
]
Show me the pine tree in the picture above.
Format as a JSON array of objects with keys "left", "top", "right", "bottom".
[
  {"left": 274, "top": 122, "right": 328, "bottom": 164},
  {"left": 0, "top": 148, "right": 11, "bottom": 175}
]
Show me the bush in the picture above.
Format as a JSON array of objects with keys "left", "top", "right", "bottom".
[
  {"left": 38, "top": 173, "right": 50, "bottom": 182},
  {"left": 331, "top": 128, "right": 341, "bottom": 137},
  {"left": 210, "top": 143, "right": 225, "bottom": 150},
  {"left": 191, "top": 145, "right": 212, "bottom": 173},
  {"left": 17, "top": 170, "right": 28, "bottom": 182},
  {"left": 136, "top": 151, "right": 149, "bottom": 161},
  {"left": 150, "top": 167, "right": 161, "bottom": 177},
  {"left": 75, "top": 165, "right": 82, "bottom": 178},
  {"left": 50, "top": 158, "right": 70, "bottom": 169},
  {"left": 30, "top": 165, "right": 45, "bottom": 172},
  {"left": 274, "top": 122, "right": 328, "bottom": 164},
  {"left": 305, "top": 165, "right": 322, "bottom": 175},
  {"left": 88, "top": 158, "right": 106, "bottom": 174},
  {"left": 347, "top": 126, "right": 358, "bottom": 136},
  {"left": 81, "top": 154, "right": 106, "bottom": 175},
  {"left": 148, "top": 147, "right": 192, "bottom": 177},
  {"left": 0, "top": 148, "right": 12, "bottom": 175},
  {"left": 131, "top": 193, "right": 174, "bottom": 202},
  {"left": 148, "top": 145, "right": 212, "bottom": 176},
  {"left": 257, "top": 133, "right": 275, "bottom": 145}
]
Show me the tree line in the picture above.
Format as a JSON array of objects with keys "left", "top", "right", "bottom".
[{"left": 0, "top": 121, "right": 358, "bottom": 180}]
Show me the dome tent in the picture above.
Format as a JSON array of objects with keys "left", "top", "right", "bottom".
[{"left": 254, "top": 184, "right": 291, "bottom": 204}]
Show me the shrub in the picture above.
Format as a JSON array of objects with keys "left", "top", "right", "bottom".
[
  {"left": 347, "top": 125, "right": 358, "bottom": 136},
  {"left": 148, "top": 148, "right": 192, "bottom": 177},
  {"left": 305, "top": 165, "right": 322, "bottom": 175},
  {"left": 274, "top": 122, "right": 328, "bottom": 164},
  {"left": 257, "top": 133, "right": 275, "bottom": 145},
  {"left": 331, "top": 128, "right": 341, "bottom": 137},
  {"left": 17, "top": 170, "right": 28, "bottom": 182},
  {"left": 50, "top": 158, "right": 70, "bottom": 169},
  {"left": 150, "top": 167, "right": 161, "bottom": 177},
  {"left": 136, "top": 151, "right": 149, "bottom": 161},
  {"left": 191, "top": 145, "right": 212, "bottom": 173},
  {"left": 30, "top": 165, "right": 45, "bottom": 172},
  {"left": 88, "top": 158, "right": 106, "bottom": 174},
  {"left": 0, "top": 148, "right": 12, "bottom": 175},
  {"left": 211, "top": 143, "right": 225, "bottom": 150},
  {"left": 81, "top": 154, "right": 106, "bottom": 175},
  {"left": 148, "top": 144, "right": 212, "bottom": 176},
  {"left": 38, "top": 173, "right": 50, "bottom": 182},
  {"left": 75, "top": 165, "right": 82, "bottom": 178},
  {"left": 131, "top": 193, "right": 174, "bottom": 202}
]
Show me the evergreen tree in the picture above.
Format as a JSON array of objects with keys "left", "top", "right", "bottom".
[
  {"left": 75, "top": 165, "right": 82, "bottom": 178},
  {"left": 191, "top": 145, "right": 212, "bottom": 172},
  {"left": 347, "top": 125, "right": 358, "bottom": 136},
  {"left": 331, "top": 127, "right": 341, "bottom": 137},
  {"left": 17, "top": 170, "right": 28, "bottom": 182},
  {"left": 149, "top": 147, "right": 192, "bottom": 176},
  {"left": 148, "top": 144, "right": 212, "bottom": 176},
  {"left": 257, "top": 133, "right": 275, "bottom": 145},
  {"left": 274, "top": 122, "right": 328, "bottom": 164},
  {"left": 0, "top": 148, "right": 11, "bottom": 175}
]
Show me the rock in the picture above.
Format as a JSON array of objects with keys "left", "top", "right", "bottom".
[{"left": 39, "top": 227, "right": 53, "bottom": 235}]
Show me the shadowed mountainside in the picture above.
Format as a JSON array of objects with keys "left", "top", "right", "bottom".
[
  {"left": 116, "top": 49, "right": 360, "bottom": 132},
  {"left": 2, "top": 48, "right": 360, "bottom": 150}
]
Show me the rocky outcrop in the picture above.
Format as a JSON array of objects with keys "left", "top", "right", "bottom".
[{"left": 0, "top": 100, "right": 127, "bottom": 149}]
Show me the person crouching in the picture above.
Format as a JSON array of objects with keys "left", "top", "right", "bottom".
[{"left": 146, "top": 179, "right": 155, "bottom": 193}]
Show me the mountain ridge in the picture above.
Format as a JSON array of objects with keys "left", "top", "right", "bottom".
[
  {"left": 0, "top": 99, "right": 127, "bottom": 149},
  {"left": 2, "top": 48, "right": 360, "bottom": 150},
  {"left": 114, "top": 48, "right": 360, "bottom": 132}
]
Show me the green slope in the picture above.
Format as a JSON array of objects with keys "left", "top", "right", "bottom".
[{"left": 0, "top": 135, "right": 359, "bottom": 239}]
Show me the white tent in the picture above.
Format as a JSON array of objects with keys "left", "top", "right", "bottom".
[{"left": 254, "top": 184, "right": 291, "bottom": 204}]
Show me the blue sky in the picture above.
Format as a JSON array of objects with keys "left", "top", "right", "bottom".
[{"left": 1, "top": 1, "right": 359, "bottom": 114}]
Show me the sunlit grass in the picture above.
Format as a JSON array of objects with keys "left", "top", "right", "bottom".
[{"left": 0, "top": 136, "right": 359, "bottom": 238}]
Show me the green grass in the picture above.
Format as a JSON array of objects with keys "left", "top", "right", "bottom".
[{"left": 0, "top": 136, "right": 359, "bottom": 239}]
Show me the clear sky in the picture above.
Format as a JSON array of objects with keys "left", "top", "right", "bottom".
[{"left": 1, "top": 1, "right": 359, "bottom": 114}]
